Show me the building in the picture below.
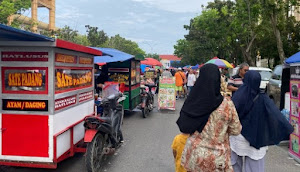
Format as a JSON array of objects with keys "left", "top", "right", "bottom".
[
  {"left": 159, "top": 55, "right": 181, "bottom": 68},
  {"left": 289, "top": 3, "right": 300, "bottom": 21}
]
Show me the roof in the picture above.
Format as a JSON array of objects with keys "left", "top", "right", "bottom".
[
  {"left": 0, "top": 23, "right": 54, "bottom": 42},
  {"left": 159, "top": 55, "right": 181, "bottom": 61},
  {"left": 0, "top": 24, "right": 102, "bottom": 56},
  {"left": 92, "top": 47, "right": 134, "bottom": 64},
  {"left": 285, "top": 51, "right": 300, "bottom": 64}
]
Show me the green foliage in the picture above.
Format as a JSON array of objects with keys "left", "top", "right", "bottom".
[
  {"left": 174, "top": 0, "right": 300, "bottom": 66},
  {"left": 85, "top": 25, "right": 108, "bottom": 47},
  {"left": 56, "top": 26, "right": 78, "bottom": 42},
  {"left": 145, "top": 53, "right": 160, "bottom": 60},
  {"left": 0, "top": 0, "right": 31, "bottom": 25},
  {"left": 103, "top": 34, "right": 146, "bottom": 56}
]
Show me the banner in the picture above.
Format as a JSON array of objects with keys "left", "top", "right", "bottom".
[{"left": 158, "top": 77, "right": 176, "bottom": 110}]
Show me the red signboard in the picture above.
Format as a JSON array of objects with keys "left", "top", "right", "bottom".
[
  {"left": 79, "top": 91, "right": 93, "bottom": 103},
  {"left": 1, "top": 52, "right": 49, "bottom": 61},
  {"left": 55, "top": 54, "right": 77, "bottom": 63},
  {"left": 2, "top": 67, "right": 48, "bottom": 94},
  {"left": 55, "top": 95, "right": 77, "bottom": 111},
  {"left": 79, "top": 57, "right": 93, "bottom": 64},
  {"left": 55, "top": 67, "right": 93, "bottom": 94}
]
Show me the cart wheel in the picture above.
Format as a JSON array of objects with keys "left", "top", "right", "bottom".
[
  {"left": 142, "top": 107, "right": 148, "bottom": 118},
  {"left": 85, "top": 133, "right": 105, "bottom": 172}
]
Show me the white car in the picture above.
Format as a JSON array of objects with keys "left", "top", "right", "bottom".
[{"left": 229, "top": 66, "right": 272, "bottom": 90}]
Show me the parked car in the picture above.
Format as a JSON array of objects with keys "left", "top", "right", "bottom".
[
  {"left": 266, "top": 65, "right": 283, "bottom": 108},
  {"left": 230, "top": 66, "right": 273, "bottom": 90}
]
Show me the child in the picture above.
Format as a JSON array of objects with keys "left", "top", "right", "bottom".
[{"left": 171, "top": 133, "right": 189, "bottom": 172}]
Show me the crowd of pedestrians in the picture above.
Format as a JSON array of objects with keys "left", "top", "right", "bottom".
[{"left": 170, "top": 63, "right": 294, "bottom": 172}]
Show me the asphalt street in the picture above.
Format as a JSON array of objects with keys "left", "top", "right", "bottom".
[{"left": 1, "top": 97, "right": 300, "bottom": 172}]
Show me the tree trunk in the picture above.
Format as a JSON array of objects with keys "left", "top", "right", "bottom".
[
  {"left": 241, "top": 47, "right": 255, "bottom": 66},
  {"left": 270, "top": 11, "right": 286, "bottom": 63}
]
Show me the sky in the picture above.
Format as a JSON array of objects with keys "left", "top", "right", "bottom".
[{"left": 29, "top": 0, "right": 213, "bottom": 54}]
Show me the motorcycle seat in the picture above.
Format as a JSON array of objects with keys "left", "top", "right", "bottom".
[{"left": 99, "top": 116, "right": 112, "bottom": 124}]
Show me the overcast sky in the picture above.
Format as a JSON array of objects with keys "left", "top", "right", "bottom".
[{"left": 31, "top": 0, "right": 213, "bottom": 54}]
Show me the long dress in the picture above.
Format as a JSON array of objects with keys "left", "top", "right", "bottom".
[{"left": 181, "top": 97, "right": 241, "bottom": 172}]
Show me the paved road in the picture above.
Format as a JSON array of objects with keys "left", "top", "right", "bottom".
[{"left": 2, "top": 97, "right": 300, "bottom": 172}]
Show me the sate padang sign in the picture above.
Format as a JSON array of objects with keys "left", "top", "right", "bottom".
[
  {"left": 55, "top": 68, "right": 93, "bottom": 93},
  {"left": 2, "top": 99, "right": 48, "bottom": 111},
  {"left": 2, "top": 67, "right": 48, "bottom": 94}
]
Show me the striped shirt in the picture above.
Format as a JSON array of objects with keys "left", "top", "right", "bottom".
[{"left": 228, "top": 74, "right": 243, "bottom": 94}]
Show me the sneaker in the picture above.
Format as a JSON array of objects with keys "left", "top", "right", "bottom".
[{"left": 176, "top": 96, "right": 178, "bottom": 100}]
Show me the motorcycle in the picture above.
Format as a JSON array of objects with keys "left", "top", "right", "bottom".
[
  {"left": 140, "top": 84, "right": 156, "bottom": 118},
  {"left": 83, "top": 92, "right": 124, "bottom": 172}
]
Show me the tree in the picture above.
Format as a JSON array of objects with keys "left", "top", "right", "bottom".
[
  {"left": 145, "top": 53, "right": 160, "bottom": 60},
  {"left": 103, "top": 34, "right": 145, "bottom": 56},
  {"left": 85, "top": 25, "right": 108, "bottom": 47},
  {"left": 260, "top": 0, "right": 300, "bottom": 63},
  {"left": 56, "top": 26, "right": 78, "bottom": 43},
  {"left": 73, "top": 34, "right": 90, "bottom": 46},
  {"left": 0, "top": 0, "right": 31, "bottom": 26}
]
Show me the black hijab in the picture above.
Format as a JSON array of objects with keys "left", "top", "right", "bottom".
[
  {"left": 176, "top": 64, "right": 224, "bottom": 134},
  {"left": 232, "top": 71, "right": 293, "bottom": 149}
]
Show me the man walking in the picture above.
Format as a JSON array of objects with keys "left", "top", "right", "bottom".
[
  {"left": 227, "top": 63, "right": 249, "bottom": 95},
  {"left": 175, "top": 68, "right": 186, "bottom": 99}
]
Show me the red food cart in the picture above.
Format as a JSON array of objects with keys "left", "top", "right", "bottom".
[{"left": 0, "top": 24, "right": 102, "bottom": 168}]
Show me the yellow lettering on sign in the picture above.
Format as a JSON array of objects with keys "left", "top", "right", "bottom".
[
  {"left": 7, "top": 101, "right": 21, "bottom": 108},
  {"left": 56, "top": 70, "right": 92, "bottom": 89},
  {"left": 25, "top": 101, "right": 46, "bottom": 109},
  {"left": 8, "top": 73, "right": 42, "bottom": 87},
  {"left": 56, "top": 54, "right": 75, "bottom": 63}
]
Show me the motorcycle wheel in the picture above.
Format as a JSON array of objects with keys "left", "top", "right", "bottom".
[
  {"left": 142, "top": 106, "right": 149, "bottom": 118},
  {"left": 149, "top": 94, "right": 154, "bottom": 112},
  {"left": 85, "top": 133, "right": 105, "bottom": 172}
]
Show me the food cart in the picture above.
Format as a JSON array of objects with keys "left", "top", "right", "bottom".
[
  {"left": 93, "top": 48, "right": 141, "bottom": 112},
  {"left": 285, "top": 52, "right": 300, "bottom": 163},
  {"left": 0, "top": 24, "right": 102, "bottom": 168}
]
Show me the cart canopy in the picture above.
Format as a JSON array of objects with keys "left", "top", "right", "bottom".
[
  {"left": 92, "top": 47, "right": 135, "bottom": 65},
  {"left": 0, "top": 24, "right": 102, "bottom": 56},
  {"left": 285, "top": 51, "right": 300, "bottom": 64}
]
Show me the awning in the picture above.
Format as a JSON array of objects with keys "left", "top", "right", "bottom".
[
  {"left": 0, "top": 24, "right": 102, "bottom": 56},
  {"left": 141, "top": 58, "right": 162, "bottom": 66},
  {"left": 285, "top": 51, "right": 300, "bottom": 64},
  {"left": 0, "top": 24, "right": 54, "bottom": 42},
  {"left": 92, "top": 47, "right": 134, "bottom": 64}
]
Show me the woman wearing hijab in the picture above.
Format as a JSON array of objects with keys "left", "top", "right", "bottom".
[
  {"left": 177, "top": 64, "right": 242, "bottom": 172},
  {"left": 230, "top": 70, "right": 293, "bottom": 172}
]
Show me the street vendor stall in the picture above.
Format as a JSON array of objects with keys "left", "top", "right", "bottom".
[
  {"left": 0, "top": 24, "right": 102, "bottom": 168},
  {"left": 285, "top": 52, "right": 300, "bottom": 163},
  {"left": 93, "top": 48, "right": 140, "bottom": 112}
]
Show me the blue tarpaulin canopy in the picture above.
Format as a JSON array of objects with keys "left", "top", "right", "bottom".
[
  {"left": 0, "top": 24, "right": 54, "bottom": 42},
  {"left": 285, "top": 51, "right": 300, "bottom": 64},
  {"left": 191, "top": 64, "right": 199, "bottom": 69},
  {"left": 92, "top": 47, "right": 134, "bottom": 64}
]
